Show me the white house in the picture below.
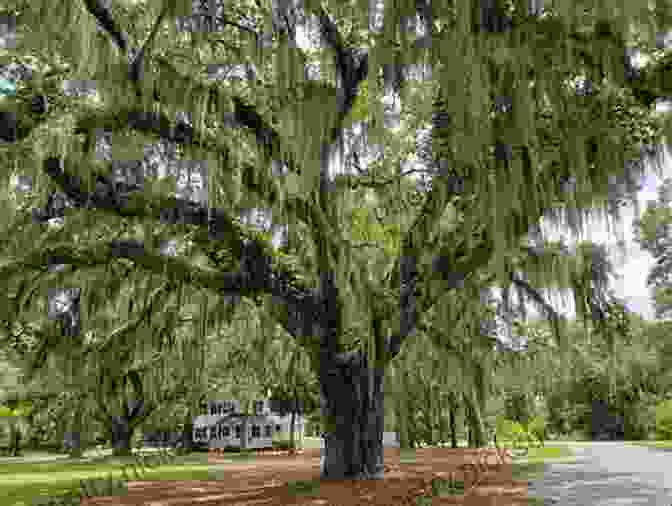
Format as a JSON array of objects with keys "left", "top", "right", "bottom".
[{"left": 193, "top": 399, "right": 305, "bottom": 450}]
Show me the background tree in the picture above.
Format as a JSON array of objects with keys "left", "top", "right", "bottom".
[
  {"left": 510, "top": 295, "right": 670, "bottom": 441},
  {"left": 634, "top": 177, "right": 672, "bottom": 319}
]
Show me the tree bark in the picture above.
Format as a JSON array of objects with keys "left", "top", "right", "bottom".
[{"left": 319, "top": 351, "right": 385, "bottom": 480}]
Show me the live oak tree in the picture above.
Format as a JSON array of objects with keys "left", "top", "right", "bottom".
[
  {"left": 2, "top": 0, "right": 672, "bottom": 478},
  {"left": 0, "top": 256, "right": 216, "bottom": 456},
  {"left": 633, "top": 177, "right": 672, "bottom": 319},
  {"left": 510, "top": 298, "right": 671, "bottom": 440},
  {"left": 0, "top": 340, "right": 90, "bottom": 456}
]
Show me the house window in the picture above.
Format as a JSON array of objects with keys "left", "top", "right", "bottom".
[
  {"left": 210, "top": 405, "right": 216, "bottom": 415},
  {"left": 223, "top": 425, "right": 230, "bottom": 437},
  {"left": 235, "top": 425, "right": 241, "bottom": 439},
  {"left": 264, "top": 425, "right": 272, "bottom": 437},
  {"left": 254, "top": 400, "right": 264, "bottom": 413},
  {"left": 252, "top": 425, "right": 261, "bottom": 438},
  {"left": 275, "top": 424, "right": 282, "bottom": 433}
]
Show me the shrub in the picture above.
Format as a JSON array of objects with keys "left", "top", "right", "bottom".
[
  {"left": 495, "top": 417, "right": 540, "bottom": 449},
  {"left": 655, "top": 399, "right": 672, "bottom": 441}
]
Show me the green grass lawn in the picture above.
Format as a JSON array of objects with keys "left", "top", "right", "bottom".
[
  {"left": 3, "top": 464, "right": 226, "bottom": 506},
  {"left": 1, "top": 453, "right": 229, "bottom": 506},
  {"left": 2, "top": 447, "right": 316, "bottom": 506},
  {"left": 519, "top": 444, "right": 576, "bottom": 462},
  {"left": 0, "top": 437, "right": 328, "bottom": 506}
]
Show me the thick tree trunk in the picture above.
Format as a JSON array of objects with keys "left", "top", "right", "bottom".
[
  {"left": 110, "top": 416, "right": 134, "bottom": 456},
  {"left": 319, "top": 352, "right": 385, "bottom": 480}
]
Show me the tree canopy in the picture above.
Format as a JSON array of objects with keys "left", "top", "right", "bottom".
[{"left": 1, "top": 0, "right": 672, "bottom": 478}]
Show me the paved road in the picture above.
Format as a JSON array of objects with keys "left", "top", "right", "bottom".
[{"left": 527, "top": 442, "right": 672, "bottom": 505}]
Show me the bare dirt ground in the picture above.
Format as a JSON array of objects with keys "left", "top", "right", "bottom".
[{"left": 81, "top": 447, "right": 534, "bottom": 506}]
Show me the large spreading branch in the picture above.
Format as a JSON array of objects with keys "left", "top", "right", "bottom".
[
  {"left": 11, "top": 83, "right": 330, "bottom": 350},
  {"left": 1, "top": 234, "right": 317, "bottom": 334},
  {"left": 23, "top": 156, "right": 322, "bottom": 341}
]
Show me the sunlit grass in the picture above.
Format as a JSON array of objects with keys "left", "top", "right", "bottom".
[
  {"left": 0, "top": 455, "right": 234, "bottom": 506},
  {"left": 523, "top": 444, "right": 575, "bottom": 462},
  {"left": 0, "top": 438, "right": 322, "bottom": 505}
]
